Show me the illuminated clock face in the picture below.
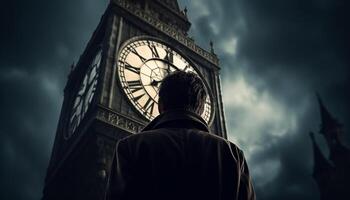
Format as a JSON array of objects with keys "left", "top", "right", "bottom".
[
  {"left": 118, "top": 38, "right": 212, "bottom": 123},
  {"left": 67, "top": 50, "right": 102, "bottom": 138}
]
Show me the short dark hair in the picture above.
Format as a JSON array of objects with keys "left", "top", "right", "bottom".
[{"left": 159, "top": 71, "right": 207, "bottom": 114}]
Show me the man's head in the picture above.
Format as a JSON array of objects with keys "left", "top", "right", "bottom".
[{"left": 158, "top": 71, "right": 207, "bottom": 115}]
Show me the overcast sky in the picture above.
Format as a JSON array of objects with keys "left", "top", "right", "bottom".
[{"left": 1, "top": 0, "right": 349, "bottom": 199}]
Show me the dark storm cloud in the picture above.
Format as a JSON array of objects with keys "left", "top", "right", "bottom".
[
  {"left": 236, "top": 0, "right": 350, "bottom": 103},
  {"left": 1, "top": 0, "right": 349, "bottom": 199},
  {"left": 1, "top": 0, "right": 108, "bottom": 199},
  {"left": 180, "top": 0, "right": 349, "bottom": 199}
]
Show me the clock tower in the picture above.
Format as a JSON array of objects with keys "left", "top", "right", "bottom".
[{"left": 42, "top": 0, "right": 227, "bottom": 199}]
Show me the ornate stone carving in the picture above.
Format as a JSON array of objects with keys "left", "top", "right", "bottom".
[
  {"left": 96, "top": 106, "right": 145, "bottom": 133},
  {"left": 113, "top": 0, "right": 219, "bottom": 66}
]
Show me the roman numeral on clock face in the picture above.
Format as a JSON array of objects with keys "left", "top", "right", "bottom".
[
  {"left": 148, "top": 43, "right": 160, "bottom": 58},
  {"left": 127, "top": 80, "right": 143, "bottom": 93},
  {"left": 183, "top": 64, "right": 190, "bottom": 71},
  {"left": 143, "top": 97, "right": 155, "bottom": 114},
  {"left": 128, "top": 46, "right": 147, "bottom": 62},
  {"left": 122, "top": 61, "right": 140, "bottom": 74},
  {"left": 133, "top": 93, "right": 145, "bottom": 102}
]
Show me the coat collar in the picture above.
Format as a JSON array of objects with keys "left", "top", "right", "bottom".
[{"left": 141, "top": 109, "right": 209, "bottom": 132}]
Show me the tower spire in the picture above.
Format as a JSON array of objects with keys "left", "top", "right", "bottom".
[
  {"left": 183, "top": 6, "right": 188, "bottom": 17},
  {"left": 155, "top": 0, "right": 181, "bottom": 14},
  {"left": 316, "top": 93, "right": 342, "bottom": 136},
  {"left": 309, "top": 94, "right": 350, "bottom": 200},
  {"left": 70, "top": 62, "right": 75, "bottom": 71},
  {"left": 210, "top": 40, "right": 215, "bottom": 54},
  {"left": 143, "top": 0, "right": 191, "bottom": 33},
  {"left": 309, "top": 132, "right": 333, "bottom": 178}
]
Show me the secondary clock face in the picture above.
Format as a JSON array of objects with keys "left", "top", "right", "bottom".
[
  {"left": 67, "top": 50, "right": 102, "bottom": 138},
  {"left": 118, "top": 38, "right": 212, "bottom": 124}
]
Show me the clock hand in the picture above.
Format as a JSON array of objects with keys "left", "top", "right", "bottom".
[
  {"left": 151, "top": 80, "right": 162, "bottom": 86},
  {"left": 158, "top": 58, "right": 179, "bottom": 72},
  {"left": 143, "top": 80, "right": 162, "bottom": 87},
  {"left": 168, "top": 63, "right": 180, "bottom": 71}
]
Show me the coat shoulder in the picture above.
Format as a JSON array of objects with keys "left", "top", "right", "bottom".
[{"left": 119, "top": 128, "right": 243, "bottom": 157}]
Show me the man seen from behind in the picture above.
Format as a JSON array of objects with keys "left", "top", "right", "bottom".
[{"left": 107, "top": 71, "right": 255, "bottom": 200}]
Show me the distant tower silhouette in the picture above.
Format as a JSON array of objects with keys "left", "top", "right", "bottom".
[{"left": 310, "top": 94, "right": 350, "bottom": 200}]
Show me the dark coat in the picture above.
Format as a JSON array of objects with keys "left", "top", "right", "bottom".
[{"left": 106, "top": 110, "right": 255, "bottom": 200}]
